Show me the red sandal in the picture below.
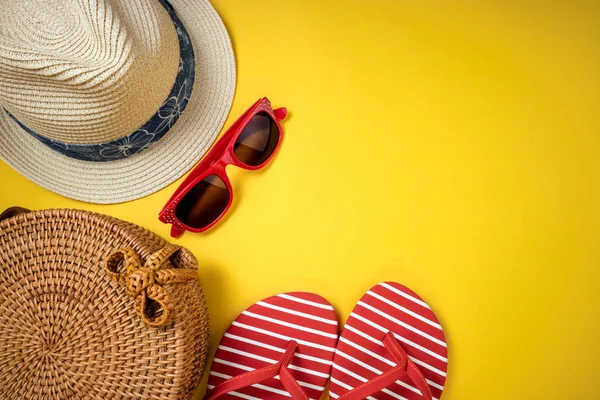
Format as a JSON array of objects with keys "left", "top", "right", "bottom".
[
  {"left": 329, "top": 282, "right": 448, "bottom": 400},
  {"left": 204, "top": 293, "right": 339, "bottom": 400}
]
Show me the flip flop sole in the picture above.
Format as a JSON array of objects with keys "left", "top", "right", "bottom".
[
  {"left": 206, "top": 292, "right": 339, "bottom": 400},
  {"left": 330, "top": 282, "right": 448, "bottom": 400}
]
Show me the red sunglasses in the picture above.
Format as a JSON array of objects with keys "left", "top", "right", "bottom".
[{"left": 159, "top": 98, "right": 287, "bottom": 237}]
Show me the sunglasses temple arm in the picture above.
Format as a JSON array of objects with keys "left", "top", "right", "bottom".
[
  {"left": 170, "top": 225, "right": 185, "bottom": 238},
  {"left": 273, "top": 107, "right": 288, "bottom": 121}
]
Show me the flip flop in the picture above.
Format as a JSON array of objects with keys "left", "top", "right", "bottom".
[
  {"left": 204, "top": 293, "right": 339, "bottom": 400},
  {"left": 329, "top": 282, "right": 448, "bottom": 400}
]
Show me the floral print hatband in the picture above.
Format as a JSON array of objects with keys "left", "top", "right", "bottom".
[{"left": 4, "top": 0, "right": 195, "bottom": 162}]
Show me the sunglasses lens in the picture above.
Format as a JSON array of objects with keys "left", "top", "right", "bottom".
[
  {"left": 233, "top": 112, "right": 280, "bottom": 166},
  {"left": 175, "top": 175, "right": 230, "bottom": 229}
]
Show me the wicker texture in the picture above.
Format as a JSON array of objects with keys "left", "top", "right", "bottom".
[{"left": 0, "top": 209, "right": 209, "bottom": 399}]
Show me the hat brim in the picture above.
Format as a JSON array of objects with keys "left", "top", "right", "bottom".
[{"left": 0, "top": 0, "right": 236, "bottom": 204}]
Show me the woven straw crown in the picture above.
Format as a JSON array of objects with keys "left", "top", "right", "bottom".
[
  {"left": 0, "top": 0, "right": 180, "bottom": 145},
  {"left": 0, "top": 0, "right": 236, "bottom": 203}
]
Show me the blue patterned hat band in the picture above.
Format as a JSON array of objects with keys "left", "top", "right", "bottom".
[{"left": 5, "top": 0, "right": 194, "bottom": 162}]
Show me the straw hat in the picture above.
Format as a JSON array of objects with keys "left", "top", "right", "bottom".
[{"left": 0, "top": 0, "right": 235, "bottom": 204}]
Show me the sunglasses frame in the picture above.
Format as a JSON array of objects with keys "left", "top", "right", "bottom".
[{"left": 159, "top": 97, "right": 287, "bottom": 237}]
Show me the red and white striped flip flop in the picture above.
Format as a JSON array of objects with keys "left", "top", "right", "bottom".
[
  {"left": 204, "top": 292, "right": 339, "bottom": 400},
  {"left": 329, "top": 282, "right": 448, "bottom": 400}
]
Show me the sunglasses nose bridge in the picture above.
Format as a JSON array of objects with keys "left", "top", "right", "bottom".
[{"left": 221, "top": 152, "right": 236, "bottom": 165}]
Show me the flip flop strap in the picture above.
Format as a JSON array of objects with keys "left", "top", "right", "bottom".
[
  {"left": 203, "top": 340, "right": 309, "bottom": 400},
  {"left": 337, "top": 332, "right": 432, "bottom": 400}
]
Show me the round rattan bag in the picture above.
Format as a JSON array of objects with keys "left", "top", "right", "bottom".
[{"left": 0, "top": 208, "right": 209, "bottom": 399}]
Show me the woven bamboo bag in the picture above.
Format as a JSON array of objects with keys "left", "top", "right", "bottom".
[{"left": 0, "top": 208, "right": 209, "bottom": 399}]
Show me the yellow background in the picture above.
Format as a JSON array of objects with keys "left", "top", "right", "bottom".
[{"left": 1, "top": 0, "right": 599, "bottom": 399}]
